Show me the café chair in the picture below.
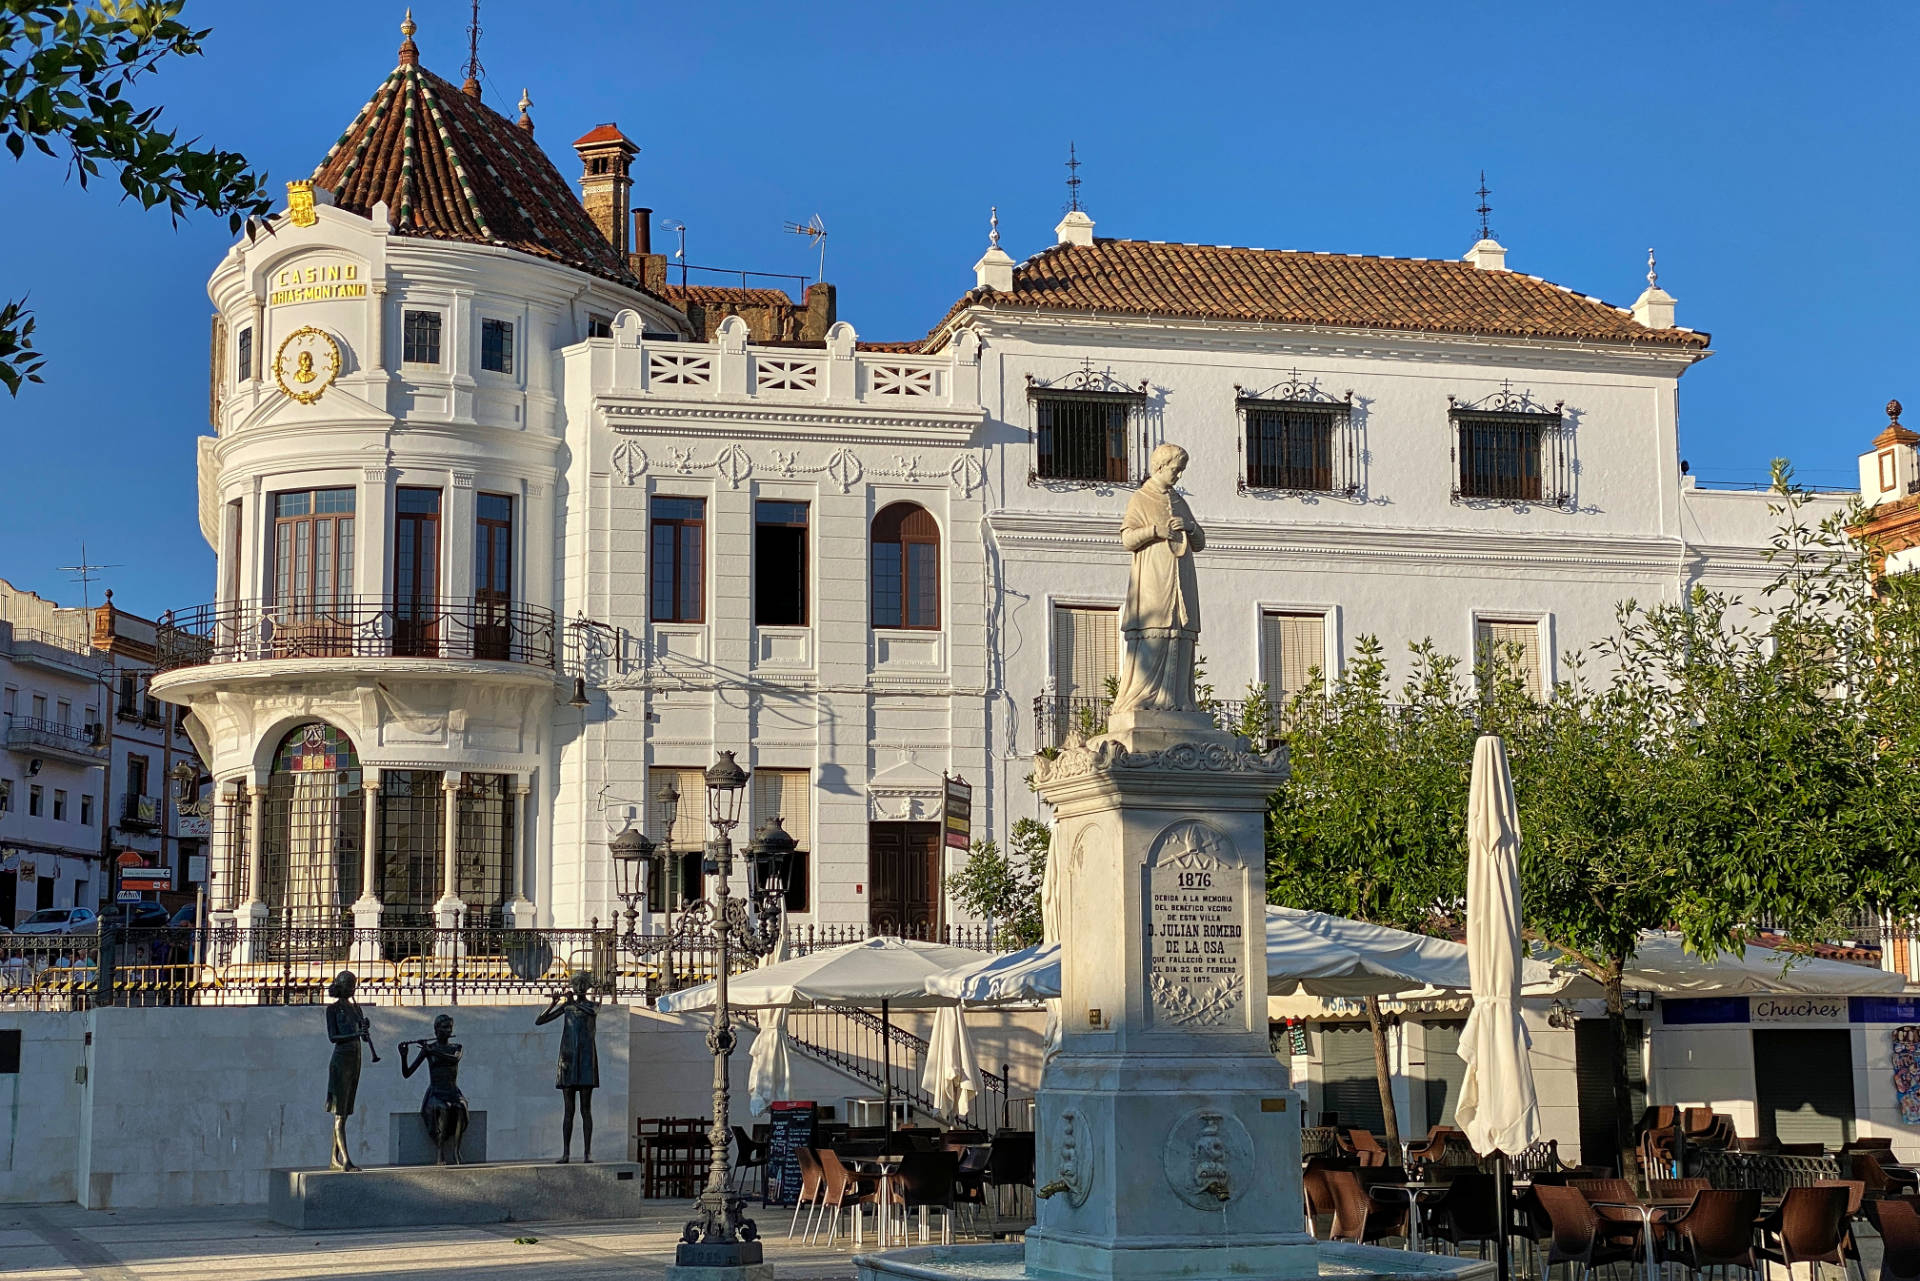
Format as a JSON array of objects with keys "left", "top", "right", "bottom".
[
  {"left": 1656, "top": 1188, "right": 1762, "bottom": 1281},
  {"left": 1421, "top": 1171, "right": 1502, "bottom": 1257},
  {"left": 1326, "top": 1169, "right": 1407, "bottom": 1247},
  {"left": 1757, "top": 1185, "right": 1851, "bottom": 1281},
  {"left": 1652, "top": 1178, "right": 1714, "bottom": 1201},
  {"left": 890, "top": 1150, "right": 961, "bottom": 1244},
  {"left": 1812, "top": 1179, "right": 1869, "bottom": 1281},
  {"left": 1873, "top": 1198, "right": 1920, "bottom": 1281},
  {"left": 790, "top": 1146, "right": 826, "bottom": 1241},
  {"left": 812, "top": 1147, "right": 880, "bottom": 1248},
  {"left": 1536, "top": 1183, "right": 1643, "bottom": 1281}
]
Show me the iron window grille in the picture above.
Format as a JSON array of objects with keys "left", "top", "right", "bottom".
[
  {"left": 1027, "top": 366, "right": 1149, "bottom": 486},
  {"left": 379, "top": 770, "right": 446, "bottom": 932},
  {"left": 402, "top": 310, "right": 443, "bottom": 366},
  {"left": 454, "top": 773, "right": 513, "bottom": 929},
  {"left": 1448, "top": 383, "right": 1572, "bottom": 510},
  {"left": 1236, "top": 373, "right": 1358, "bottom": 496}
]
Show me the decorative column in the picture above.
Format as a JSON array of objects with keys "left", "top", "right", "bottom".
[
  {"left": 433, "top": 773, "right": 465, "bottom": 943},
  {"left": 502, "top": 776, "right": 537, "bottom": 928},
  {"left": 351, "top": 773, "right": 384, "bottom": 965},
  {"left": 235, "top": 780, "right": 271, "bottom": 962}
]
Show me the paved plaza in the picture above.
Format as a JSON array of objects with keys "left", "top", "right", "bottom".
[{"left": 0, "top": 1199, "right": 932, "bottom": 1281}]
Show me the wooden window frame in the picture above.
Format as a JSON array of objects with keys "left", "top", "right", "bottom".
[
  {"left": 870, "top": 502, "right": 940, "bottom": 631},
  {"left": 650, "top": 497, "right": 707, "bottom": 624},
  {"left": 753, "top": 500, "right": 810, "bottom": 628},
  {"left": 269, "top": 487, "right": 357, "bottom": 617}
]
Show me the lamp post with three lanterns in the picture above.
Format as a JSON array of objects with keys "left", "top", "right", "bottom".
[{"left": 608, "top": 750, "right": 796, "bottom": 1273}]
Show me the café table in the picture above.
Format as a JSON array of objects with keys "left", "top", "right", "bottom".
[
  {"left": 1366, "top": 1182, "right": 1448, "bottom": 1253},
  {"left": 1592, "top": 1198, "right": 1691, "bottom": 1281},
  {"left": 842, "top": 1152, "right": 905, "bottom": 1247}
]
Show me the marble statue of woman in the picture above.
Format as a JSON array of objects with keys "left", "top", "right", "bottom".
[{"left": 1108, "top": 443, "right": 1209, "bottom": 741}]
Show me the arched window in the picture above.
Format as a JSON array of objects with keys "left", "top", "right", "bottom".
[
  {"left": 261, "top": 722, "right": 363, "bottom": 929},
  {"left": 871, "top": 502, "right": 939, "bottom": 630}
]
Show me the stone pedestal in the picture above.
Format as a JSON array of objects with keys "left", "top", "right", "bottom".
[
  {"left": 350, "top": 896, "right": 384, "bottom": 967},
  {"left": 502, "top": 896, "right": 538, "bottom": 929},
  {"left": 267, "top": 1160, "right": 645, "bottom": 1229},
  {"left": 1025, "top": 725, "right": 1311, "bottom": 1281},
  {"left": 233, "top": 901, "right": 270, "bottom": 963}
]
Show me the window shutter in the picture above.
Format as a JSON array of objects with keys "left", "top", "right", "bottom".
[
  {"left": 1053, "top": 606, "right": 1120, "bottom": 700},
  {"left": 1476, "top": 619, "right": 1543, "bottom": 697},
  {"left": 1261, "top": 611, "right": 1327, "bottom": 700},
  {"left": 752, "top": 769, "right": 810, "bottom": 850}
]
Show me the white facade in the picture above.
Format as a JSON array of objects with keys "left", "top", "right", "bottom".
[
  {"left": 0, "top": 581, "right": 108, "bottom": 923},
  {"left": 152, "top": 45, "right": 1831, "bottom": 940}
]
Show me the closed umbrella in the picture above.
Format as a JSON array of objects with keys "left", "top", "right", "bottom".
[
  {"left": 921, "top": 1006, "right": 983, "bottom": 1122},
  {"left": 747, "top": 931, "right": 794, "bottom": 1118},
  {"left": 1457, "top": 735, "right": 1538, "bottom": 1281}
]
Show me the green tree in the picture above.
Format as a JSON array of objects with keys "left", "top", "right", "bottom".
[
  {"left": 946, "top": 817, "right": 1051, "bottom": 947},
  {"left": 1, "top": 1, "right": 270, "bottom": 392},
  {"left": 1265, "top": 637, "right": 1524, "bottom": 1153}
]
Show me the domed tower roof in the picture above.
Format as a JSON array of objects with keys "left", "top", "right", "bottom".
[{"left": 310, "top": 13, "right": 642, "bottom": 288}]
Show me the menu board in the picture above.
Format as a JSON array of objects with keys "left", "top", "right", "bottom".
[
  {"left": 1146, "top": 824, "right": 1247, "bottom": 1032},
  {"left": 763, "top": 1100, "right": 817, "bottom": 1206}
]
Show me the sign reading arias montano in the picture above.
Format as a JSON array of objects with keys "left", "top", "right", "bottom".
[{"left": 270, "top": 262, "right": 367, "bottom": 306}]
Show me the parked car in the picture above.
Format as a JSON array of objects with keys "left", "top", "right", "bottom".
[
  {"left": 106, "top": 902, "right": 172, "bottom": 930},
  {"left": 14, "top": 907, "right": 98, "bottom": 935}
]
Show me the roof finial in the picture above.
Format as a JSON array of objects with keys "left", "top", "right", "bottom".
[
  {"left": 1475, "top": 171, "right": 1493, "bottom": 242},
  {"left": 1646, "top": 247, "right": 1658, "bottom": 290},
  {"left": 462, "top": 0, "right": 483, "bottom": 96},
  {"left": 398, "top": 7, "right": 418, "bottom": 66},
  {"left": 1066, "top": 142, "right": 1082, "bottom": 213},
  {"left": 989, "top": 205, "right": 1000, "bottom": 250},
  {"left": 517, "top": 87, "right": 534, "bottom": 134},
  {"left": 1890, "top": 399, "right": 1904, "bottom": 426}
]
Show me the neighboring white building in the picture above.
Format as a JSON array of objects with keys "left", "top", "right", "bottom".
[
  {"left": 154, "top": 20, "right": 1830, "bottom": 941},
  {"left": 0, "top": 580, "right": 108, "bottom": 923},
  {"left": 934, "top": 213, "right": 1843, "bottom": 836}
]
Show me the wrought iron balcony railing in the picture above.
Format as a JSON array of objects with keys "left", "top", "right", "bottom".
[
  {"left": 1032, "top": 693, "right": 1284, "bottom": 749},
  {"left": 4, "top": 716, "right": 106, "bottom": 759},
  {"left": 154, "top": 597, "right": 557, "bottom": 672}
]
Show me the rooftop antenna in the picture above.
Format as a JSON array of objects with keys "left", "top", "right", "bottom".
[
  {"left": 462, "top": 0, "right": 484, "bottom": 94},
  {"left": 57, "top": 543, "right": 119, "bottom": 613},
  {"left": 1065, "top": 141, "right": 1083, "bottom": 213},
  {"left": 783, "top": 214, "right": 829, "bottom": 284},
  {"left": 661, "top": 218, "right": 688, "bottom": 288},
  {"left": 1475, "top": 170, "right": 1494, "bottom": 242}
]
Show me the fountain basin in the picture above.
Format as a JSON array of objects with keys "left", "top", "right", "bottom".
[{"left": 856, "top": 1242, "right": 1495, "bottom": 1281}]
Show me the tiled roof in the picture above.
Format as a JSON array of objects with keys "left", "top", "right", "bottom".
[
  {"left": 661, "top": 284, "right": 797, "bottom": 308},
  {"left": 926, "top": 239, "right": 1711, "bottom": 350},
  {"left": 572, "top": 123, "right": 633, "bottom": 148},
  {"left": 312, "top": 60, "right": 637, "bottom": 286}
]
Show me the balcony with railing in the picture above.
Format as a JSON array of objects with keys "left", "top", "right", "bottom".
[
  {"left": 0, "top": 621, "right": 107, "bottom": 678},
  {"left": 1032, "top": 693, "right": 1285, "bottom": 750},
  {"left": 154, "top": 598, "right": 557, "bottom": 673},
  {"left": 120, "top": 792, "right": 159, "bottom": 829},
  {"left": 4, "top": 716, "right": 106, "bottom": 763}
]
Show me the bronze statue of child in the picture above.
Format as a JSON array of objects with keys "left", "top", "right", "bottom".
[
  {"left": 535, "top": 971, "right": 600, "bottom": 1162},
  {"left": 324, "top": 970, "right": 375, "bottom": 1171},
  {"left": 400, "top": 1014, "right": 469, "bottom": 1164}
]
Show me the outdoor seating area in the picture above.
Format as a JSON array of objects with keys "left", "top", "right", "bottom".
[{"left": 1303, "top": 1117, "right": 1920, "bottom": 1281}]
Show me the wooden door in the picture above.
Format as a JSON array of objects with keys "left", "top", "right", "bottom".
[
  {"left": 393, "top": 488, "right": 442, "bottom": 657},
  {"left": 867, "top": 822, "right": 941, "bottom": 936}
]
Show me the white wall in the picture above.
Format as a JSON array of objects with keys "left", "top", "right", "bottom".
[{"left": 0, "top": 1012, "right": 86, "bottom": 1203}]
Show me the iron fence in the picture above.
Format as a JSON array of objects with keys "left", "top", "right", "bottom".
[
  {"left": 0, "top": 920, "right": 1012, "bottom": 1010},
  {"left": 154, "top": 597, "right": 557, "bottom": 672}
]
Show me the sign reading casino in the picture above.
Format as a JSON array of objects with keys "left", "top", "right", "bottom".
[{"left": 270, "top": 262, "right": 367, "bottom": 306}]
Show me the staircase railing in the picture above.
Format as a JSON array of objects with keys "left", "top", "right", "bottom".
[{"left": 782, "top": 1003, "right": 1012, "bottom": 1131}]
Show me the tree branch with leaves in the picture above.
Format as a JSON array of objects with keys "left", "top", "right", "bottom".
[{"left": 1, "top": 1, "right": 271, "bottom": 392}]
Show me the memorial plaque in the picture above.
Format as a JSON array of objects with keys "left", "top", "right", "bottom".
[{"left": 1146, "top": 822, "right": 1248, "bottom": 1031}]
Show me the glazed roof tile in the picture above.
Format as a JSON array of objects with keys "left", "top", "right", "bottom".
[
  {"left": 312, "top": 60, "right": 639, "bottom": 287},
  {"left": 926, "top": 239, "right": 1711, "bottom": 351}
]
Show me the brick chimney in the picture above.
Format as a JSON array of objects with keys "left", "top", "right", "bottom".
[{"left": 572, "top": 124, "right": 639, "bottom": 258}]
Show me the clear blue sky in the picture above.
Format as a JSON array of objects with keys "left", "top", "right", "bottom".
[{"left": 1, "top": 1, "right": 1912, "bottom": 616}]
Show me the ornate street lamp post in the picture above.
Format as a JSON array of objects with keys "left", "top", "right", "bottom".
[{"left": 608, "top": 750, "right": 796, "bottom": 1271}]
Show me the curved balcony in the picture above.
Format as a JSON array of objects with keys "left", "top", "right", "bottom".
[{"left": 155, "top": 597, "right": 557, "bottom": 673}]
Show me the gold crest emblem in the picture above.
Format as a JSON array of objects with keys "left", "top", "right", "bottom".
[
  {"left": 286, "top": 180, "right": 318, "bottom": 229},
  {"left": 274, "top": 327, "right": 342, "bottom": 404}
]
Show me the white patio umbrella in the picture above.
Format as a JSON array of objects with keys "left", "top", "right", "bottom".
[
  {"left": 1270, "top": 905, "right": 1572, "bottom": 997},
  {"left": 926, "top": 908, "right": 1476, "bottom": 1005},
  {"left": 658, "top": 936, "right": 995, "bottom": 1129},
  {"left": 921, "top": 1006, "right": 983, "bottom": 1121},
  {"left": 746, "top": 930, "right": 794, "bottom": 1118},
  {"left": 1456, "top": 734, "right": 1537, "bottom": 1281}
]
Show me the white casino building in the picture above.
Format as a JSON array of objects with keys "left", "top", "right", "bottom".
[{"left": 155, "top": 21, "right": 1816, "bottom": 939}]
